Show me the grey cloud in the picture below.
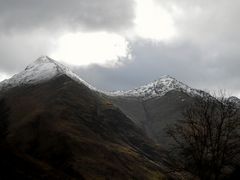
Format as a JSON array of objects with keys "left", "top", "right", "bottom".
[
  {"left": 0, "top": 0, "right": 135, "bottom": 74},
  {"left": 72, "top": 40, "right": 206, "bottom": 91},
  {"left": 0, "top": 31, "right": 55, "bottom": 73},
  {"left": 73, "top": 39, "right": 240, "bottom": 96},
  {"left": 157, "top": 0, "right": 240, "bottom": 45},
  {"left": 0, "top": 0, "right": 135, "bottom": 33}
]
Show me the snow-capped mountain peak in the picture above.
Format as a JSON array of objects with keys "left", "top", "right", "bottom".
[
  {"left": 0, "top": 56, "right": 203, "bottom": 99},
  {"left": 228, "top": 96, "right": 240, "bottom": 106},
  {"left": 0, "top": 56, "right": 95, "bottom": 92},
  {"left": 109, "top": 75, "right": 202, "bottom": 100}
]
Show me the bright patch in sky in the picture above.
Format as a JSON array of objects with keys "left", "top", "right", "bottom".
[
  {"left": 0, "top": 73, "right": 9, "bottom": 82},
  {"left": 51, "top": 32, "right": 130, "bottom": 66},
  {"left": 51, "top": 0, "right": 178, "bottom": 66},
  {"left": 134, "top": 0, "right": 177, "bottom": 41}
]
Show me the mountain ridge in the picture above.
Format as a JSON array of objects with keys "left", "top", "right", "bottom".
[
  {"left": 108, "top": 75, "right": 205, "bottom": 100},
  {"left": 0, "top": 56, "right": 207, "bottom": 101}
]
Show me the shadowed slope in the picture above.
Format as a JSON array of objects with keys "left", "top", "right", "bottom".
[{"left": 0, "top": 75, "right": 166, "bottom": 179}]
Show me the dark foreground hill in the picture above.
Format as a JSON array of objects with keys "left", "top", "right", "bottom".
[{"left": 0, "top": 57, "right": 166, "bottom": 179}]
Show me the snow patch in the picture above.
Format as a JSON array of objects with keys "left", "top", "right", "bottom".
[
  {"left": 0, "top": 56, "right": 95, "bottom": 92},
  {"left": 108, "top": 75, "right": 203, "bottom": 100}
]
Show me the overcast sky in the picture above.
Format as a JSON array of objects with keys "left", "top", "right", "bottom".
[{"left": 0, "top": 0, "right": 240, "bottom": 96}]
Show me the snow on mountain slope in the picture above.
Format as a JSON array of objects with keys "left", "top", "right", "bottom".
[
  {"left": 109, "top": 75, "right": 203, "bottom": 100},
  {"left": 228, "top": 96, "right": 240, "bottom": 106},
  {"left": 0, "top": 56, "right": 203, "bottom": 100},
  {"left": 0, "top": 56, "right": 96, "bottom": 92}
]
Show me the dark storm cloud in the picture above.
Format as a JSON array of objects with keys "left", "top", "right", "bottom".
[{"left": 0, "top": 0, "right": 135, "bottom": 32}]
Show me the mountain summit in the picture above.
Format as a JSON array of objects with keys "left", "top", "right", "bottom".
[
  {"left": 0, "top": 56, "right": 95, "bottom": 92},
  {"left": 110, "top": 75, "right": 202, "bottom": 100}
]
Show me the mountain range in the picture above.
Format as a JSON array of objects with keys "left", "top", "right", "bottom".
[{"left": 0, "top": 56, "right": 239, "bottom": 179}]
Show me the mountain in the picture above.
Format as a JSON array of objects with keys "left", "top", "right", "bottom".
[
  {"left": 109, "top": 75, "right": 204, "bottom": 100},
  {"left": 0, "top": 56, "right": 202, "bottom": 146},
  {"left": 3, "top": 56, "right": 238, "bottom": 179},
  {"left": 0, "top": 56, "right": 95, "bottom": 92},
  {"left": 0, "top": 57, "right": 166, "bottom": 179},
  {"left": 108, "top": 76, "right": 204, "bottom": 144}
]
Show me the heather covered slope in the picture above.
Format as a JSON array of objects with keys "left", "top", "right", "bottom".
[
  {"left": 108, "top": 79, "right": 198, "bottom": 145},
  {"left": 0, "top": 75, "right": 166, "bottom": 179}
]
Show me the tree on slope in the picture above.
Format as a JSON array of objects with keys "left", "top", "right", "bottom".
[{"left": 166, "top": 92, "right": 240, "bottom": 179}]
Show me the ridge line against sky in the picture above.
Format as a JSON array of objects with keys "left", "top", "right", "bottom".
[{"left": 0, "top": 0, "right": 240, "bottom": 97}]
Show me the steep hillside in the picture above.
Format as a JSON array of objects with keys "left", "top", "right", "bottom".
[
  {"left": 0, "top": 57, "right": 166, "bottom": 179},
  {"left": 108, "top": 77, "right": 202, "bottom": 145}
]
